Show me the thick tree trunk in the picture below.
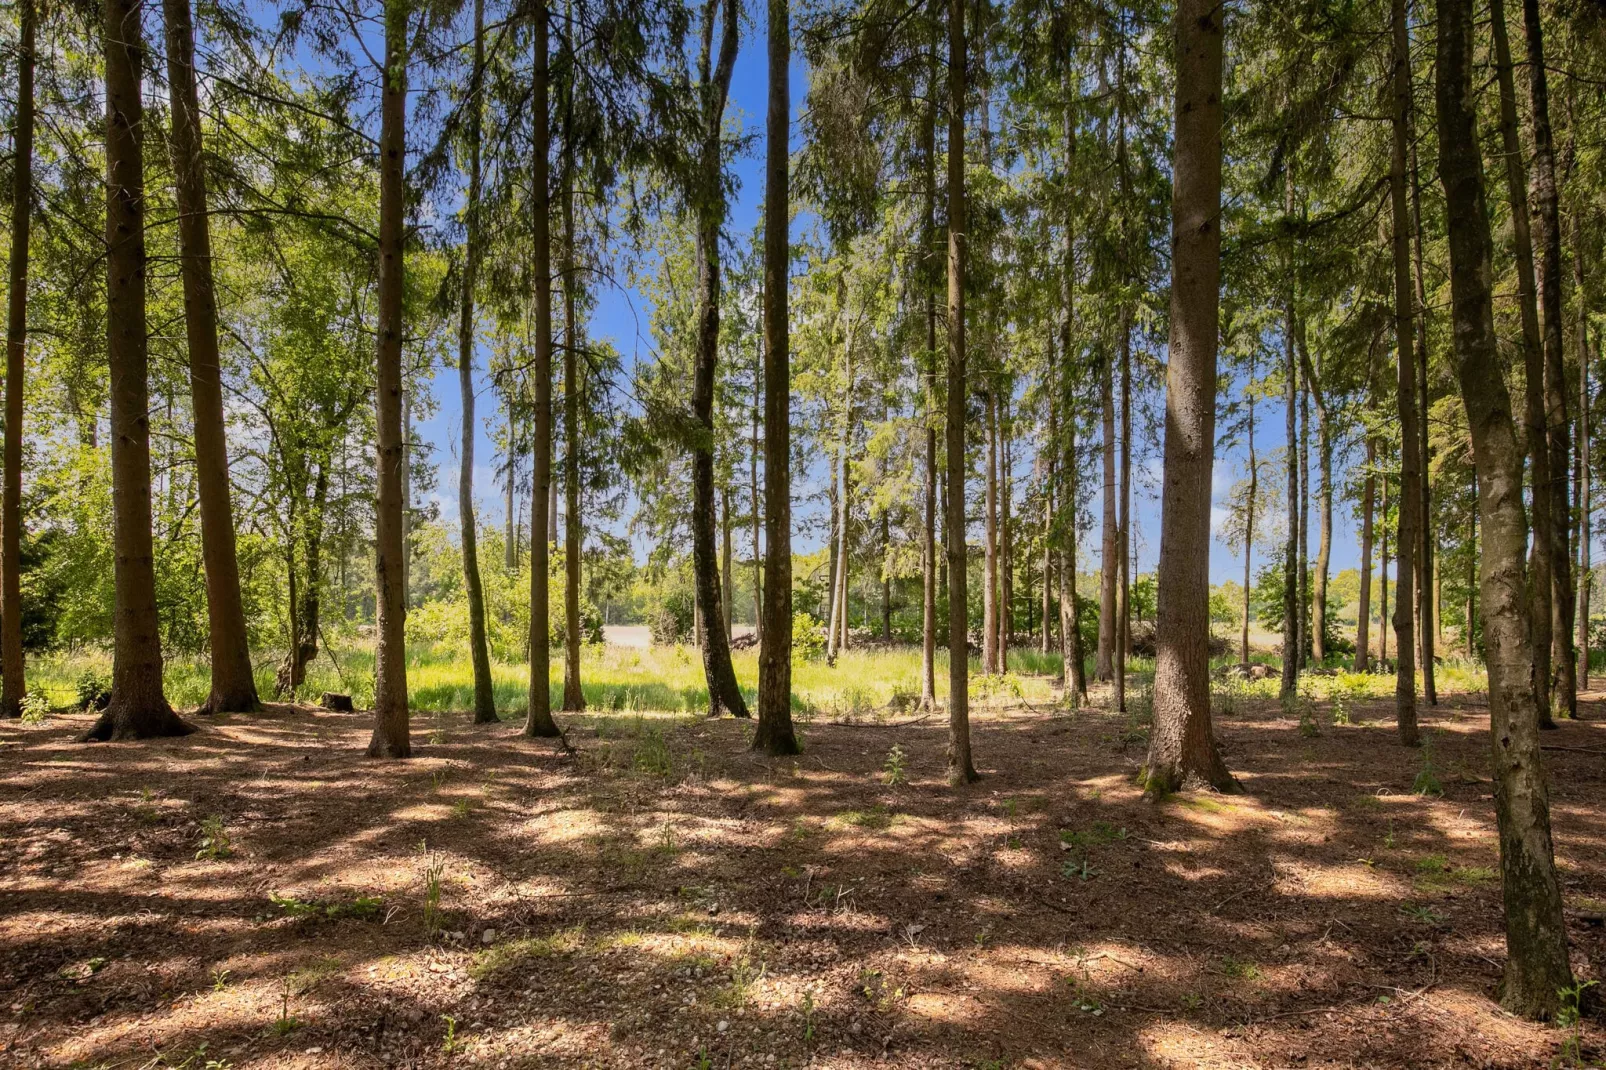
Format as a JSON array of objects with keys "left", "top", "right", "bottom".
[
  {"left": 524, "top": 0, "right": 560, "bottom": 738},
  {"left": 753, "top": 0, "right": 799, "bottom": 755},
  {"left": 83, "top": 0, "right": 191, "bottom": 742},
  {"left": 1, "top": 0, "right": 34, "bottom": 719},
  {"left": 458, "top": 0, "right": 497, "bottom": 724},
  {"left": 689, "top": 0, "right": 748, "bottom": 718},
  {"left": 1389, "top": 0, "right": 1421, "bottom": 745},
  {"left": 367, "top": 0, "right": 410, "bottom": 757},
  {"left": 165, "top": 0, "right": 260, "bottom": 715},
  {"left": 1357, "top": 438, "right": 1376, "bottom": 670},
  {"left": 1435, "top": 0, "right": 1573, "bottom": 1013},
  {"left": 1521, "top": 0, "right": 1575, "bottom": 719},
  {"left": 1059, "top": 111, "right": 1087, "bottom": 706},
  {"left": 945, "top": 0, "right": 976, "bottom": 784},
  {"left": 1280, "top": 215, "right": 1300, "bottom": 700},
  {"left": 1142, "top": 0, "right": 1234, "bottom": 796},
  {"left": 1490, "top": 0, "right": 1554, "bottom": 724}
]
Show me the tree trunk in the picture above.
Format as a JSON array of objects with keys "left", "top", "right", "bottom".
[
  {"left": 459, "top": 0, "right": 497, "bottom": 724},
  {"left": 504, "top": 438, "right": 517, "bottom": 570},
  {"left": 920, "top": 65, "right": 939, "bottom": 711},
  {"left": 1280, "top": 193, "right": 1300, "bottom": 700},
  {"left": 1389, "top": 0, "right": 1421, "bottom": 745},
  {"left": 165, "top": 0, "right": 260, "bottom": 714},
  {"left": 1577, "top": 251, "right": 1592, "bottom": 691},
  {"left": 1410, "top": 137, "right": 1438, "bottom": 705},
  {"left": 983, "top": 389, "right": 999, "bottom": 674},
  {"left": 723, "top": 487, "right": 734, "bottom": 639},
  {"left": 945, "top": 0, "right": 976, "bottom": 784},
  {"left": 1357, "top": 438, "right": 1376, "bottom": 671},
  {"left": 560, "top": 73, "right": 585, "bottom": 714},
  {"left": 1434, "top": 0, "right": 1573, "bottom": 1013},
  {"left": 753, "top": 0, "right": 798, "bottom": 755},
  {"left": 83, "top": 0, "right": 191, "bottom": 742},
  {"left": 1000, "top": 398, "right": 1013, "bottom": 663},
  {"left": 1522, "top": 0, "right": 1575, "bottom": 719},
  {"left": 1116, "top": 315, "right": 1131, "bottom": 710},
  {"left": 1, "top": 0, "right": 34, "bottom": 720},
  {"left": 523, "top": 0, "right": 560, "bottom": 738},
  {"left": 1142, "top": 0, "right": 1234, "bottom": 796},
  {"left": 751, "top": 324, "right": 763, "bottom": 646},
  {"left": 1489, "top": 0, "right": 1554, "bottom": 725},
  {"left": 1299, "top": 337, "right": 1331, "bottom": 665},
  {"left": 1041, "top": 463, "right": 1052, "bottom": 655},
  {"left": 1381, "top": 473, "right": 1390, "bottom": 665},
  {"left": 367, "top": 0, "right": 410, "bottom": 757},
  {"left": 689, "top": 0, "right": 748, "bottom": 718},
  {"left": 1059, "top": 102, "right": 1087, "bottom": 706},
  {"left": 1298, "top": 357, "right": 1310, "bottom": 667},
  {"left": 1097, "top": 348, "right": 1117, "bottom": 682},
  {"left": 1243, "top": 361, "right": 1256, "bottom": 669}
]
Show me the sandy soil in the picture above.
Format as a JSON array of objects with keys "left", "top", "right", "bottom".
[{"left": 3, "top": 683, "right": 1605, "bottom": 1069}]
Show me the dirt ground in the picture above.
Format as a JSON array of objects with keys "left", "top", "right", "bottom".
[{"left": 4, "top": 682, "right": 1606, "bottom": 1069}]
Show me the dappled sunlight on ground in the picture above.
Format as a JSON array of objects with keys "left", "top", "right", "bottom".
[{"left": 2, "top": 676, "right": 1604, "bottom": 1068}]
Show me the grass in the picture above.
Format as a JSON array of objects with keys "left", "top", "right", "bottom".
[{"left": 23, "top": 636, "right": 1484, "bottom": 718}]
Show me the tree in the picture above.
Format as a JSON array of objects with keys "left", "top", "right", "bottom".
[
  {"left": 1387, "top": 0, "right": 1419, "bottom": 746},
  {"left": 368, "top": 0, "right": 412, "bottom": 758},
  {"left": 457, "top": 0, "right": 497, "bottom": 725},
  {"left": 164, "top": 0, "right": 261, "bottom": 715},
  {"left": 1434, "top": 0, "right": 1572, "bottom": 1015},
  {"left": 1141, "top": 0, "right": 1234, "bottom": 797},
  {"left": 1, "top": 0, "right": 35, "bottom": 720},
  {"left": 82, "top": 0, "right": 193, "bottom": 742},
  {"left": 945, "top": 0, "right": 977, "bottom": 785}
]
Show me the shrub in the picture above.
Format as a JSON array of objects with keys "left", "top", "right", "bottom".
[{"left": 792, "top": 612, "right": 826, "bottom": 662}]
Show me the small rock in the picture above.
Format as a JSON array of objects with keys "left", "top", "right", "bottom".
[
  {"left": 482, "top": 929, "right": 497, "bottom": 945},
  {"left": 717, "top": 1020, "right": 730, "bottom": 1033}
]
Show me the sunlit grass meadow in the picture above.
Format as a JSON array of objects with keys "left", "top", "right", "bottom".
[{"left": 24, "top": 638, "right": 1485, "bottom": 721}]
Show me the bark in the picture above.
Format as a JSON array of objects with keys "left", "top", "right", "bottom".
[
  {"left": 83, "top": 0, "right": 192, "bottom": 742},
  {"left": 827, "top": 315, "right": 854, "bottom": 663},
  {"left": 1577, "top": 236, "right": 1592, "bottom": 691},
  {"left": 1142, "top": 0, "right": 1234, "bottom": 796},
  {"left": 524, "top": 0, "right": 561, "bottom": 738},
  {"left": 1410, "top": 137, "right": 1438, "bottom": 705},
  {"left": 1389, "top": 0, "right": 1421, "bottom": 745},
  {"left": 1041, "top": 464, "right": 1052, "bottom": 656},
  {"left": 1097, "top": 348, "right": 1117, "bottom": 682},
  {"left": 689, "top": 0, "right": 748, "bottom": 718},
  {"left": 459, "top": 0, "right": 497, "bottom": 724},
  {"left": 1522, "top": 0, "right": 1575, "bottom": 718},
  {"left": 945, "top": 0, "right": 977, "bottom": 784},
  {"left": 560, "top": 78, "right": 584, "bottom": 714},
  {"left": 722, "top": 487, "right": 734, "bottom": 638},
  {"left": 367, "top": 0, "right": 410, "bottom": 758},
  {"left": 1490, "top": 0, "right": 1554, "bottom": 723},
  {"left": 1299, "top": 338, "right": 1331, "bottom": 665},
  {"left": 920, "top": 64, "right": 939, "bottom": 711},
  {"left": 983, "top": 390, "right": 999, "bottom": 674},
  {"left": 1381, "top": 474, "right": 1390, "bottom": 665},
  {"left": 1116, "top": 315, "right": 1131, "bottom": 710},
  {"left": 751, "top": 327, "right": 763, "bottom": 647},
  {"left": 1, "top": 0, "right": 33, "bottom": 719},
  {"left": 1242, "top": 358, "right": 1257, "bottom": 669},
  {"left": 1298, "top": 362, "right": 1309, "bottom": 667},
  {"left": 504, "top": 448, "right": 517, "bottom": 570},
  {"left": 1000, "top": 398, "right": 1014, "bottom": 662},
  {"left": 1059, "top": 104, "right": 1087, "bottom": 706},
  {"left": 1435, "top": 0, "right": 1573, "bottom": 1013},
  {"left": 1357, "top": 438, "right": 1376, "bottom": 671},
  {"left": 753, "top": 0, "right": 798, "bottom": 755},
  {"left": 1280, "top": 197, "right": 1300, "bottom": 700}
]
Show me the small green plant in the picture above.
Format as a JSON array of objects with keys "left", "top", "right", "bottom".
[
  {"left": 195, "top": 815, "right": 233, "bottom": 861},
  {"left": 882, "top": 744, "right": 907, "bottom": 786},
  {"left": 1060, "top": 855, "right": 1099, "bottom": 881},
  {"left": 75, "top": 670, "right": 108, "bottom": 711},
  {"left": 1412, "top": 732, "right": 1444, "bottom": 797},
  {"left": 451, "top": 798, "right": 473, "bottom": 819},
  {"left": 272, "top": 978, "right": 300, "bottom": 1035},
  {"left": 633, "top": 726, "right": 674, "bottom": 777},
  {"left": 835, "top": 804, "right": 895, "bottom": 830},
  {"left": 800, "top": 990, "right": 816, "bottom": 1046},
  {"left": 1219, "top": 955, "right": 1261, "bottom": 981},
  {"left": 1400, "top": 904, "right": 1445, "bottom": 925},
  {"left": 421, "top": 850, "right": 446, "bottom": 938},
  {"left": 440, "top": 1014, "right": 463, "bottom": 1056},
  {"left": 211, "top": 967, "right": 231, "bottom": 992},
  {"left": 792, "top": 612, "right": 827, "bottom": 662},
  {"left": 1556, "top": 979, "right": 1598, "bottom": 1068},
  {"left": 20, "top": 685, "right": 50, "bottom": 724}
]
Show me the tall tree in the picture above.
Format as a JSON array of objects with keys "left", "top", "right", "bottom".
[
  {"left": 1141, "top": 0, "right": 1233, "bottom": 795},
  {"left": 458, "top": 0, "right": 497, "bottom": 724},
  {"left": 524, "top": 0, "right": 562, "bottom": 739},
  {"left": 1279, "top": 182, "right": 1299, "bottom": 701},
  {"left": 1434, "top": 0, "right": 1572, "bottom": 1014},
  {"left": 559, "top": 6, "right": 585, "bottom": 714},
  {"left": 1522, "top": 0, "right": 1575, "bottom": 719},
  {"left": 83, "top": 0, "right": 192, "bottom": 741},
  {"left": 754, "top": 0, "right": 800, "bottom": 755},
  {"left": 0, "top": 0, "right": 35, "bottom": 720},
  {"left": 945, "top": 0, "right": 977, "bottom": 785},
  {"left": 368, "top": 0, "right": 411, "bottom": 758},
  {"left": 920, "top": 54, "right": 940, "bottom": 712},
  {"left": 688, "top": 0, "right": 749, "bottom": 718},
  {"left": 1388, "top": 0, "right": 1420, "bottom": 746}
]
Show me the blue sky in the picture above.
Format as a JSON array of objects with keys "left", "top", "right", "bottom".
[{"left": 410, "top": 20, "right": 1380, "bottom": 590}]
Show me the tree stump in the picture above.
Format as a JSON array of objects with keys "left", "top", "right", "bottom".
[{"left": 320, "top": 692, "right": 354, "bottom": 712}]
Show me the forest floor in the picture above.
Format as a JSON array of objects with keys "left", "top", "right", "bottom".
[{"left": 4, "top": 670, "right": 1606, "bottom": 1069}]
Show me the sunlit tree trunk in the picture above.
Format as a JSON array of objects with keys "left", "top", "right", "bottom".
[
  {"left": 1299, "top": 338, "right": 1330, "bottom": 664},
  {"left": 1357, "top": 438, "right": 1376, "bottom": 671},
  {"left": 1116, "top": 315, "right": 1131, "bottom": 710},
  {"left": 920, "top": 61, "right": 939, "bottom": 711},
  {"left": 1059, "top": 102, "right": 1086, "bottom": 705},
  {"left": 1000, "top": 398, "right": 1013, "bottom": 664},
  {"left": 458, "top": 0, "right": 497, "bottom": 723},
  {"left": 1489, "top": 0, "right": 1554, "bottom": 724},
  {"left": 1, "top": 0, "right": 34, "bottom": 720},
  {"left": 983, "top": 389, "right": 999, "bottom": 674},
  {"left": 945, "top": 0, "right": 976, "bottom": 784},
  {"left": 1435, "top": 0, "right": 1573, "bottom": 1013},
  {"left": 753, "top": 0, "right": 799, "bottom": 755},
  {"left": 1097, "top": 352, "right": 1117, "bottom": 683},
  {"left": 83, "top": 0, "right": 191, "bottom": 742},
  {"left": 559, "top": 22, "right": 585, "bottom": 714},
  {"left": 523, "top": 0, "right": 561, "bottom": 738},
  {"left": 1577, "top": 242, "right": 1592, "bottom": 691},
  {"left": 1409, "top": 134, "right": 1438, "bottom": 705},
  {"left": 1242, "top": 355, "right": 1257, "bottom": 669},
  {"left": 1280, "top": 179, "right": 1300, "bottom": 700},
  {"left": 1388, "top": 0, "right": 1421, "bottom": 744},
  {"left": 751, "top": 325, "right": 763, "bottom": 647},
  {"left": 1142, "top": 0, "right": 1234, "bottom": 795}
]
